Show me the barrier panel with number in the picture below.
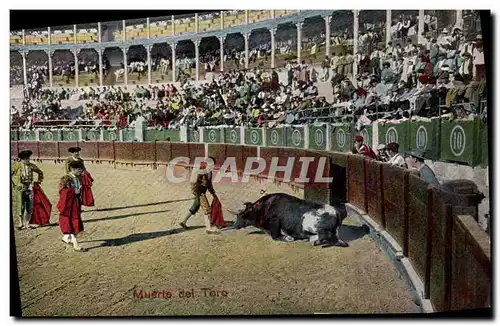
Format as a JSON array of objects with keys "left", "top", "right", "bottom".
[
  {"left": 103, "top": 130, "right": 119, "bottom": 142},
  {"left": 204, "top": 128, "right": 221, "bottom": 144},
  {"left": 224, "top": 128, "right": 241, "bottom": 144},
  {"left": 265, "top": 128, "right": 285, "bottom": 147},
  {"left": 188, "top": 129, "right": 200, "bottom": 143},
  {"left": 440, "top": 119, "right": 477, "bottom": 165},
  {"left": 331, "top": 124, "right": 352, "bottom": 152},
  {"left": 285, "top": 126, "right": 305, "bottom": 148},
  {"left": 245, "top": 128, "right": 263, "bottom": 146},
  {"left": 39, "top": 130, "right": 58, "bottom": 142},
  {"left": 477, "top": 121, "right": 489, "bottom": 168},
  {"left": 361, "top": 125, "right": 373, "bottom": 149},
  {"left": 20, "top": 130, "right": 36, "bottom": 141},
  {"left": 308, "top": 125, "right": 327, "bottom": 150},
  {"left": 379, "top": 121, "right": 410, "bottom": 152},
  {"left": 409, "top": 120, "right": 440, "bottom": 161},
  {"left": 61, "top": 130, "right": 79, "bottom": 141},
  {"left": 85, "top": 129, "right": 100, "bottom": 141},
  {"left": 11, "top": 130, "right": 19, "bottom": 141}
]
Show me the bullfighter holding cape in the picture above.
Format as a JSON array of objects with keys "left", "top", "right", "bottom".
[
  {"left": 57, "top": 160, "right": 86, "bottom": 252},
  {"left": 66, "top": 147, "right": 94, "bottom": 207},
  {"left": 180, "top": 157, "right": 225, "bottom": 234},
  {"left": 12, "top": 150, "right": 52, "bottom": 229}
]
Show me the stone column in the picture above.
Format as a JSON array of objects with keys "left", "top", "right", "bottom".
[
  {"left": 418, "top": 10, "right": 425, "bottom": 44},
  {"left": 47, "top": 50, "right": 53, "bottom": 88},
  {"left": 73, "top": 24, "right": 77, "bottom": 44},
  {"left": 386, "top": 10, "right": 392, "bottom": 46},
  {"left": 98, "top": 22, "right": 102, "bottom": 43},
  {"left": 245, "top": 10, "right": 249, "bottom": 25},
  {"left": 296, "top": 22, "right": 303, "bottom": 62},
  {"left": 219, "top": 35, "right": 225, "bottom": 72},
  {"left": 270, "top": 28, "right": 276, "bottom": 68},
  {"left": 271, "top": 10, "right": 275, "bottom": 19},
  {"left": 74, "top": 49, "right": 79, "bottom": 87},
  {"left": 48, "top": 27, "right": 51, "bottom": 46},
  {"left": 220, "top": 11, "right": 224, "bottom": 30},
  {"left": 122, "top": 20, "right": 126, "bottom": 42},
  {"left": 324, "top": 16, "right": 331, "bottom": 56},
  {"left": 123, "top": 47, "right": 128, "bottom": 85},
  {"left": 171, "top": 42, "right": 177, "bottom": 82},
  {"left": 171, "top": 15, "right": 175, "bottom": 36},
  {"left": 195, "top": 13, "right": 199, "bottom": 33},
  {"left": 98, "top": 49, "right": 103, "bottom": 86},
  {"left": 21, "top": 51, "right": 27, "bottom": 88},
  {"left": 195, "top": 39, "right": 200, "bottom": 81},
  {"left": 146, "top": 17, "right": 150, "bottom": 39},
  {"left": 244, "top": 32, "right": 249, "bottom": 69},
  {"left": 456, "top": 10, "right": 463, "bottom": 30},
  {"left": 146, "top": 45, "right": 152, "bottom": 84},
  {"left": 353, "top": 10, "right": 360, "bottom": 78},
  {"left": 22, "top": 29, "right": 25, "bottom": 46}
]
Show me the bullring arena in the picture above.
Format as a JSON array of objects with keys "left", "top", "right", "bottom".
[
  {"left": 10, "top": 9, "right": 491, "bottom": 316},
  {"left": 14, "top": 159, "right": 419, "bottom": 316}
]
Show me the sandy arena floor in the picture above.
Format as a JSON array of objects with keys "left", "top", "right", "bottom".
[{"left": 12, "top": 163, "right": 419, "bottom": 316}]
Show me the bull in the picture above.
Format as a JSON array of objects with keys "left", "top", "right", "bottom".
[{"left": 232, "top": 193, "right": 349, "bottom": 247}]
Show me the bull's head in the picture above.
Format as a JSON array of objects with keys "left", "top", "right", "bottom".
[{"left": 232, "top": 201, "right": 262, "bottom": 229}]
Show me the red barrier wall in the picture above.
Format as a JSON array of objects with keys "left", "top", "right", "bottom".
[
  {"left": 155, "top": 141, "right": 172, "bottom": 166},
  {"left": 365, "top": 160, "right": 384, "bottom": 227},
  {"left": 347, "top": 154, "right": 366, "bottom": 211},
  {"left": 382, "top": 165, "right": 408, "bottom": 253},
  {"left": 407, "top": 174, "right": 432, "bottom": 296}
]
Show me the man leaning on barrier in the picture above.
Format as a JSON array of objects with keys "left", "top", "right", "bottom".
[{"left": 406, "top": 149, "right": 440, "bottom": 187}]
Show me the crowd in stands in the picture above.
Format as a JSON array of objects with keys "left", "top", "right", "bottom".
[{"left": 10, "top": 11, "right": 487, "bottom": 132}]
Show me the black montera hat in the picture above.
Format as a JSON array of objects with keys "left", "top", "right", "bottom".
[
  {"left": 68, "top": 147, "right": 82, "bottom": 153},
  {"left": 18, "top": 150, "right": 33, "bottom": 160},
  {"left": 68, "top": 160, "right": 84, "bottom": 170}
]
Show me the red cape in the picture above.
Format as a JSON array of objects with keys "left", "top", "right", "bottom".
[
  {"left": 56, "top": 187, "right": 84, "bottom": 234},
  {"left": 30, "top": 183, "right": 52, "bottom": 226},
  {"left": 359, "top": 144, "right": 377, "bottom": 159},
  {"left": 210, "top": 196, "right": 227, "bottom": 228},
  {"left": 81, "top": 171, "right": 95, "bottom": 207}
]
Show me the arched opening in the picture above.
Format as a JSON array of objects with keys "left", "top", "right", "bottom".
[
  {"left": 77, "top": 49, "right": 99, "bottom": 86},
  {"left": 127, "top": 45, "right": 147, "bottom": 85},
  {"left": 175, "top": 39, "right": 195, "bottom": 82},
  {"left": 359, "top": 10, "right": 386, "bottom": 54},
  {"left": 248, "top": 28, "right": 271, "bottom": 70},
  {"left": 151, "top": 42, "right": 172, "bottom": 84},
  {"left": 52, "top": 50, "right": 75, "bottom": 87},
  {"left": 302, "top": 15, "right": 326, "bottom": 66},
  {"left": 275, "top": 22, "right": 297, "bottom": 67},
  {"left": 103, "top": 47, "right": 124, "bottom": 85},
  {"left": 199, "top": 36, "right": 220, "bottom": 80},
  {"left": 10, "top": 51, "right": 23, "bottom": 86},
  {"left": 223, "top": 32, "right": 244, "bottom": 71}
]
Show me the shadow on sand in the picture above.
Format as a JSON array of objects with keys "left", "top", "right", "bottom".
[
  {"left": 83, "top": 209, "right": 171, "bottom": 224},
  {"left": 81, "top": 226, "right": 205, "bottom": 250},
  {"left": 89, "top": 198, "right": 192, "bottom": 213}
]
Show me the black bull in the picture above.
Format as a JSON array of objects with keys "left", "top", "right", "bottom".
[{"left": 232, "top": 193, "right": 349, "bottom": 247}]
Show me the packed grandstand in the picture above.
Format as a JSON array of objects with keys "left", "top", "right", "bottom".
[{"left": 10, "top": 10, "right": 486, "bottom": 133}]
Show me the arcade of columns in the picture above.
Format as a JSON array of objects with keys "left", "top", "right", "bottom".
[{"left": 17, "top": 10, "right": 465, "bottom": 88}]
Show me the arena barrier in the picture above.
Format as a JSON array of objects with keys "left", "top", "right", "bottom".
[
  {"left": 11, "top": 116, "right": 490, "bottom": 168},
  {"left": 10, "top": 140, "right": 491, "bottom": 312}
]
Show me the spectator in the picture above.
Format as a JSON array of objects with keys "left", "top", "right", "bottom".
[
  {"left": 406, "top": 149, "right": 440, "bottom": 186},
  {"left": 386, "top": 142, "right": 407, "bottom": 168}
]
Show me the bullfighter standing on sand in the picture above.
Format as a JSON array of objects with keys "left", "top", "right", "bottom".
[
  {"left": 57, "top": 160, "right": 87, "bottom": 252},
  {"left": 65, "top": 147, "right": 95, "bottom": 207},
  {"left": 180, "top": 157, "right": 220, "bottom": 234}
]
